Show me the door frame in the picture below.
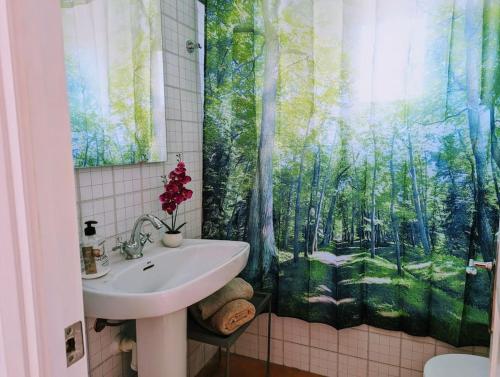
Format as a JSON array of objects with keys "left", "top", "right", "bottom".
[{"left": 0, "top": 0, "right": 87, "bottom": 376}]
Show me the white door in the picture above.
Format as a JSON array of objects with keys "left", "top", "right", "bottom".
[{"left": 0, "top": 0, "right": 88, "bottom": 376}]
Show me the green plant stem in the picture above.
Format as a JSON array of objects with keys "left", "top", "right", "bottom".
[{"left": 173, "top": 207, "right": 178, "bottom": 230}]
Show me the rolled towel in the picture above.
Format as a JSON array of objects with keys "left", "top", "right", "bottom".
[
  {"left": 210, "top": 299, "right": 256, "bottom": 335},
  {"left": 197, "top": 277, "right": 254, "bottom": 320}
]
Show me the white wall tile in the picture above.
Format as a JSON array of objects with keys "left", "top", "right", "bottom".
[
  {"left": 188, "top": 339, "right": 203, "bottom": 355},
  {"left": 368, "top": 361, "right": 399, "bottom": 377},
  {"left": 90, "top": 365, "right": 102, "bottom": 377},
  {"left": 369, "top": 326, "right": 401, "bottom": 338},
  {"left": 399, "top": 368, "right": 422, "bottom": 377},
  {"left": 80, "top": 171, "right": 92, "bottom": 186},
  {"left": 165, "top": 52, "right": 180, "bottom": 87},
  {"left": 400, "top": 339, "right": 435, "bottom": 371},
  {"left": 259, "top": 313, "right": 283, "bottom": 340},
  {"left": 188, "top": 345, "right": 205, "bottom": 377},
  {"left": 258, "top": 337, "right": 284, "bottom": 365},
  {"left": 284, "top": 342, "right": 310, "bottom": 371},
  {"left": 205, "top": 344, "right": 218, "bottom": 362},
  {"left": 368, "top": 333, "right": 401, "bottom": 366},
  {"left": 162, "top": 15, "right": 179, "bottom": 54},
  {"left": 180, "top": 90, "right": 198, "bottom": 122},
  {"left": 162, "top": 0, "right": 176, "bottom": 17},
  {"left": 80, "top": 186, "right": 92, "bottom": 201},
  {"left": 179, "top": 58, "right": 198, "bottom": 92},
  {"left": 310, "top": 347, "right": 338, "bottom": 377},
  {"left": 283, "top": 317, "right": 310, "bottom": 345},
  {"left": 235, "top": 333, "right": 259, "bottom": 359},
  {"left": 338, "top": 354, "right": 368, "bottom": 377},
  {"left": 474, "top": 346, "right": 490, "bottom": 357},
  {"left": 166, "top": 86, "right": 182, "bottom": 120},
  {"left": 339, "top": 327, "right": 369, "bottom": 359},
  {"left": 246, "top": 318, "right": 259, "bottom": 335},
  {"left": 311, "top": 322, "right": 338, "bottom": 352},
  {"left": 177, "top": 0, "right": 195, "bottom": 28},
  {"left": 401, "top": 332, "right": 436, "bottom": 344},
  {"left": 435, "top": 340, "right": 474, "bottom": 356},
  {"left": 91, "top": 168, "right": 103, "bottom": 185}
]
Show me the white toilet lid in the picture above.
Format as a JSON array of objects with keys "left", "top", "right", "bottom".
[{"left": 424, "top": 354, "right": 489, "bottom": 377}]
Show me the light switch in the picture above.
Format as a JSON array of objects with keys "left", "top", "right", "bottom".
[{"left": 65, "top": 321, "right": 84, "bottom": 367}]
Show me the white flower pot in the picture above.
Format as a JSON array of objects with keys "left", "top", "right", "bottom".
[{"left": 162, "top": 232, "right": 183, "bottom": 248}]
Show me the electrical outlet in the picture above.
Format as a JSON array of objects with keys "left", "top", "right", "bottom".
[{"left": 65, "top": 321, "right": 84, "bottom": 367}]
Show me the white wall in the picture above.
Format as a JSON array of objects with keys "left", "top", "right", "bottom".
[{"left": 74, "top": 0, "right": 206, "bottom": 376}]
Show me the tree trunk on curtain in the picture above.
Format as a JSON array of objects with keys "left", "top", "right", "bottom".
[
  {"left": 312, "top": 145, "right": 336, "bottom": 252},
  {"left": 390, "top": 134, "right": 402, "bottom": 275},
  {"left": 293, "top": 117, "right": 312, "bottom": 262},
  {"left": 322, "top": 189, "right": 338, "bottom": 247},
  {"left": 408, "top": 130, "right": 431, "bottom": 254},
  {"left": 370, "top": 129, "right": 377, "bottom": 258},
  {"left": 321, "top": 165, "right": 349, "bottom": 247},
  {"left": 482, "top": 0, "right": 500, "bottom": 201},
  {"left": 360, "top": 159, "right": 369, "bottom": 244},
  {"left": 305, "top": 147, "right": 321, "bottom": 256},
  {"left": 258, "top": 0, "right": 279, "bottom": 281},
  {"left": 491, "top": 109, "right": 500, "bottom": 206},
  {"left": 492, "top": 109, "right": 500, "bottom": 170},
  {"left": 465, "top": 0, "right": 494, "bottom": 262},
  {"left": 246, "top": 170, "right": 261, "bottom": 282},
  {"left": 312, "top": 188, "right": 324, "bottom": 253},
  {"left": 350, "top": 191, "right": 356, "bottom": 246},
  {"left": 282, "top": 178, "right": 294, "bottom": 250}
]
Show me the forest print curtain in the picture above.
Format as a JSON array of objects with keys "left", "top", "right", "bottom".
[
  {"left": 203, "top": 0, "right": 500, "bottom": 346},
  {"left": 61, "top": 0, "right": 166, "bottom": 167}
]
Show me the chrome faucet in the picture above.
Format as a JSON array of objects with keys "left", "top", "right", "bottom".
[{"left": 113, "top": 214, "right": 164, "bottom": 259}]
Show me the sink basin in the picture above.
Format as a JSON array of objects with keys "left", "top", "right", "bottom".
[
  {"left": 82, "top": 239, "right": 250, "bottom": 319},
  {"left": 82, "top": 238, "right": 250, "bottom": 377}
]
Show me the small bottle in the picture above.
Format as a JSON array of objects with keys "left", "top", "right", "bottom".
[{"left": 81, "top": 221, "right": 110, "bottom": 279}]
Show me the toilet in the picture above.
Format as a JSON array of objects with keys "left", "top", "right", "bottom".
[{"left": 424, "top": 354, "right": 489, "bottom": 377}]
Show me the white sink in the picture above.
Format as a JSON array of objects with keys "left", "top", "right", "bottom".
[
  {"left": 82, "top": 238, "right": 250, "bottom": 377},
  {"left": 83, "top": 239, "right": 249, "bottom": 319}
]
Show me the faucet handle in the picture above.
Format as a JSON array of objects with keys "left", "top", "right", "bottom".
[
  {"left": 139, "top": 232, "right": 153, "bottom": 246},
  {"left": 466, "top": 258, "right": 494, "bottom": 276},
  {"left": 112, "top": 237, "right": 125, "bottom": 252}
]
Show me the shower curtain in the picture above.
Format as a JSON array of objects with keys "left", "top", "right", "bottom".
[{"left": 203, "top": 0, "right": 500, "bottom": 346}]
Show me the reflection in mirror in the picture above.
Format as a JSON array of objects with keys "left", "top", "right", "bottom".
[{"left": 61, "top": 0, "right": 166, "bottom": 167}]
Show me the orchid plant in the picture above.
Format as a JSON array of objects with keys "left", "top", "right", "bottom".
[{"left": 159, "top": 155, "right": 193, "bottom": 234}]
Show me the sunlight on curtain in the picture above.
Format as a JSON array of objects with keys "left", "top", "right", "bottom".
[
  {"left": 61, "top": 0, "right": 166, "bottom": 167},
  {"left": 204, "top": 0, "right": 500, "bottom": 346}
]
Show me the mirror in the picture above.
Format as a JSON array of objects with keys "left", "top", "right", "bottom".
[{"left": 60, "top": 0, "right": 166, "bottom": 167}]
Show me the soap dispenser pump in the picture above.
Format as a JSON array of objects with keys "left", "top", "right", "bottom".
[{"left": 81, "top": 220, "right": 110, "bottom": 279}]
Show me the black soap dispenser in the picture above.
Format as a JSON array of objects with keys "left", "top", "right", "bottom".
[{"left": 81, "top": 220, "right": 110, "bottom": 279}]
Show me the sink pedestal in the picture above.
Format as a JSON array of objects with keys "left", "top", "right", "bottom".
[
  {"left": 136, "top": 308, "right": 187, "bottom": 377},
  {"left": 82, "top": 240, "right": 250, "bottom": 375}
]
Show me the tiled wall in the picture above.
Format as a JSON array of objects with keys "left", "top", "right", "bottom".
[
  {"left": 73, "top": 0, "right": 205, "bottom": 376},
  {"left": 233, "top": 315, "right": 489, "bottom": 377}
]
